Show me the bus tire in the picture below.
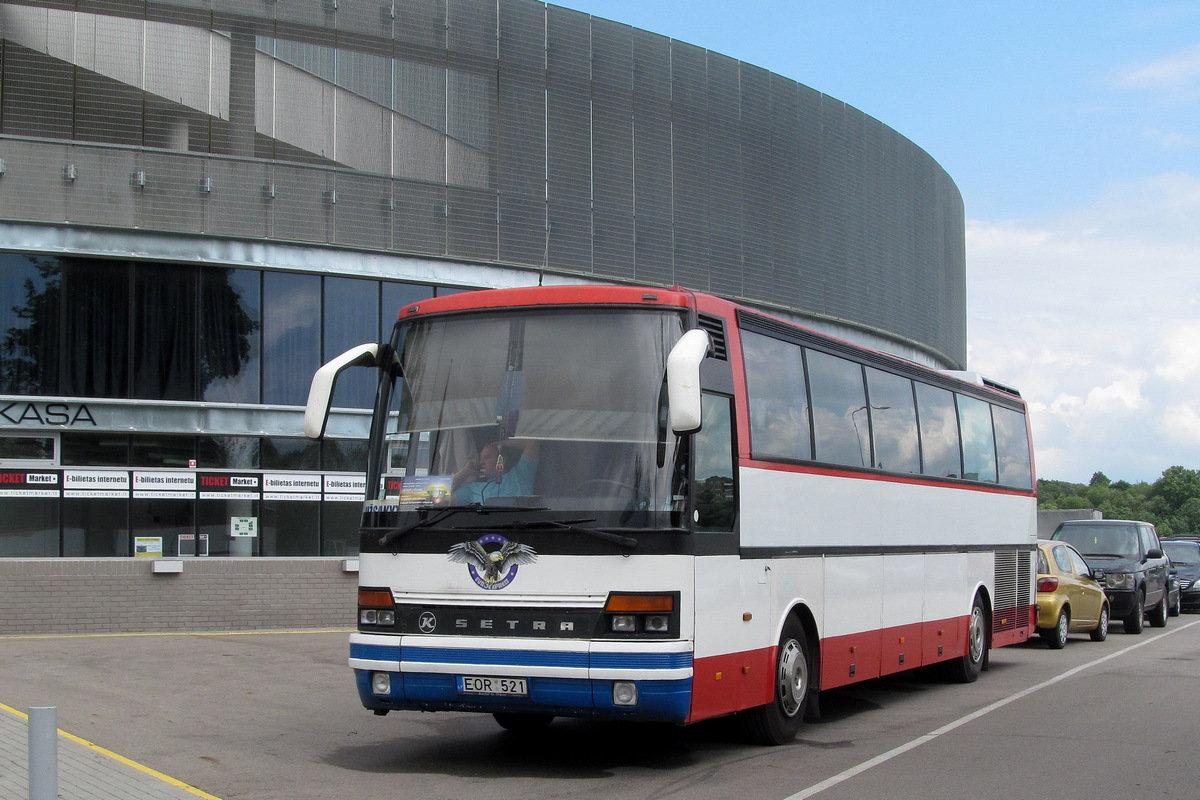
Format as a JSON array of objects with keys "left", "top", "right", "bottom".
[
  {"left": 945, "top": 593, "right": 988, "bottom": 684},
  {"left": 492, "top": 712, "right": 553, "bottom": 733},
  {"left": 739, "top": 617, "right": 810, "bottom": 745}
]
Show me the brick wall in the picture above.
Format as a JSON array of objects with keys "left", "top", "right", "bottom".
[{"left": 0, "top": 558, "right": 359, "bottom": 635}]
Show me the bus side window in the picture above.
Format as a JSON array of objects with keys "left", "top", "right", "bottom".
[{"left": 694, "top": 394, "right": 736, "bottom": 531}]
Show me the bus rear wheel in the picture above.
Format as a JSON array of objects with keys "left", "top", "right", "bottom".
[
  {"left": 945, "top": 593, "right": 988, "bottom": 683},
  {"left": 739, "top": 617, "right": 810, "bottom": 745}
]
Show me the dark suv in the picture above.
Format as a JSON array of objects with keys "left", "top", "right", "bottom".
[{"left": 1052, "top": 519, "right": 1170, "bottom": 634}]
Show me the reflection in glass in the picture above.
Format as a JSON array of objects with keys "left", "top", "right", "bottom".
[
  {"left": 374, "top": 309, "right": 686, "bottom": 528},
  {"left": 262, "top": 272, "right": 321, "bottom": 406},
  {"left": 0, "top": 253, "right": 60, "bottom": 395},
  {"left": 807, "top": 350, "right": 869, "bottom": 468},
  {"left": 200, "top": 268, "right": 261, "bottom": 403},
  {"left": 262, "top": 437, "right": 320, "bottom": 471},
  {"left": 325, "top": 277, "right": 379, "bottom": 409},
  {"left": 61, "top": 433, "right": 130, "bottom": 466},
  {"left": 957, "top": 395, "right": 998, "bottom": 483},
  {"left": 131, "top": 435, "right": 196, "bottom": 468},
  {"left": 742, "top": 331, "right": 811, "bottom": 462},
  {"left": 197, "top": 436, "right": 261, "bottom": 469},
  {"left": 915, "top": 383, "right": 961, "bottom": 479},
  {"left": 694, "top": 395, "right": 736, "bottom": 531},
  {"left": 864, "top": 368, "right": 920, "bottom": 473},
  {"left": 992, "top": 406, "right": 1032, "bottom": 489}
]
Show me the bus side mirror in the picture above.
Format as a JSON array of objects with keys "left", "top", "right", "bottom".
[
  {"left": 303, "top": 343, "right": 380, "bottom": 439},
  {"left": 666, "top": 328, "right": 710, "bottom": 434}
]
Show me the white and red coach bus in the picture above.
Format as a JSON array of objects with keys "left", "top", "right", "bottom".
[{"left": 304, "top": 285, "right": 1036, "bottom": 744}]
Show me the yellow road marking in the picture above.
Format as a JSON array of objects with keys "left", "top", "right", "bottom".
[{"left": 1, "top": 702, "right": 227, "bottom": 800}]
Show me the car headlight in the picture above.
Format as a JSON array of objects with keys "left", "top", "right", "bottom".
[{"left": 1105, "top": 573, "right": 1134, "bottom": 590}]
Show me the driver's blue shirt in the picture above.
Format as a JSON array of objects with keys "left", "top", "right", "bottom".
[{"left": 454, "top": 456, "right": 538, "bottom": 504}]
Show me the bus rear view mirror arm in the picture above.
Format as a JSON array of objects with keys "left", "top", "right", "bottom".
[
  {"left": 666, "top": 328, "right": 710, "bottom": 434},
  {"left": 303, "top": 343, "right": 380, "bottom": 439}
]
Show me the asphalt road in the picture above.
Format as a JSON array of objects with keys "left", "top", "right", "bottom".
[{"left": 3, "top": 618, "right": 1200, "bottom": 800}]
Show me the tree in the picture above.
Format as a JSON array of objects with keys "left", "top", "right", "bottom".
[{"left": 1152, "top": 467, "right": 1200, "bottom": 514}]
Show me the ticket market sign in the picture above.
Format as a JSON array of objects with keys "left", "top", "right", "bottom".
[
  {"left": 132, "top": 471, "right": 196, "bottom": 499},
  {"left": 0, "top": 470, "right": 60, "bottom": 497},
  {"left": 64, "top": 470, "right": 130, "bottom": 498}
]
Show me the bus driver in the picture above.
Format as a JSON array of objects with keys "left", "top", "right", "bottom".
[{"left": 451, "top": 439, "right": 540, "bottom": 504}]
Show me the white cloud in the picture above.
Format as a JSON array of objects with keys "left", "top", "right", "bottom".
[
  {"left": 1143, "top": 127, "right": 1194, "bottom": 148},
  {"left": 1161, "top": 403, "right": 1200, "bottom": 446},
  {"left": 966, "top": 173, "right": 1200, "bottom": 483},
  {"left": 1116, "top": 42, "right": 1200, "bottom": 91},
  {"left": 1155, "top": 321, "right": 1200, "bottom": 381}
]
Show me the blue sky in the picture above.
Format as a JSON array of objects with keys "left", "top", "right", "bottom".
[{"left": 560, "top": 0, "right": 1200, "bottom": 484}]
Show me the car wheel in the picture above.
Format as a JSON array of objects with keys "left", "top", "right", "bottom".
[
  {"left": 1090, "top": 604, "right": 1109, "bottom": 642},
  {"left": 1149, "top": 594, "right": 1168, "bottom": 628},
  {"left": 1124, "top": 592, "right": 1144, "bottom": 634},
  {"left": 1042, "top": 608, "right": 1069, "bottom": 649},
  {"left": 739, "top": 616, "right": 811, "bottom": 745},
  {"left": 1170, "top": 591, "right": 1181, "bottom": 617},
  {"left": 945, "top": 593, "right": 988, "bottom": 683}
]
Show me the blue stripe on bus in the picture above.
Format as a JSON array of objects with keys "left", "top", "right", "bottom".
[
  {"left": 354, "top": 669, "right": 693, "bottom": 723},
  {"left": 350, "top": 642, "right": 400, "bottom": 662},
  {"left": 403, "top": 646, "right": 588, "bottom": 669}
]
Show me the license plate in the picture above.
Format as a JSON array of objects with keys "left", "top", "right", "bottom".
[{"left": 456, "top": 675, "right": 529, "bottom": 696}]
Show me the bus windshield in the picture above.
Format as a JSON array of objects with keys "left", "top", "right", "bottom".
[{"left": 368, "top": 307, "right": 689, "bottom": 530}]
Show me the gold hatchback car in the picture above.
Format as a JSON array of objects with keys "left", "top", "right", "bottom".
[{"left": 1036, "top": 540, "right": 1110, "bottom": 648}]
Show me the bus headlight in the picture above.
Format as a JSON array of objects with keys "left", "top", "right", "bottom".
[
  {"left": 602, "top": 592, "right": 679, "bottom": 638},
  {"left": 613, "top": 681, "right": 638, "bottom": 706}
]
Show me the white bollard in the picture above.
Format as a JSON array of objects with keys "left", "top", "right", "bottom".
[{"left": 28, "top": 706, "right": 58, "bottom": 800}]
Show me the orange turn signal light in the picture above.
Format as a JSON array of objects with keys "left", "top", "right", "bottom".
[
  {"left": 604, "top": 594, "right": 674, "bottom": 613},
  {"left": 358, "top": 588, "right": 393, "bottom": 607}
]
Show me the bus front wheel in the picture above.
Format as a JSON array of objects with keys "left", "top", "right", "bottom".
[{"left": 739, "top": 617, "right": 811, "bottom": 745}]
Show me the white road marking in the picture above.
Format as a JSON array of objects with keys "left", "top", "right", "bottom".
[{"left": 783, "top": 619, "right": 1200, "bottom": 800}]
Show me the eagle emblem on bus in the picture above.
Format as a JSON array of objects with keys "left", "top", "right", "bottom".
[{"left": 448, "top": 534, "right": 537, "bottom": 590}]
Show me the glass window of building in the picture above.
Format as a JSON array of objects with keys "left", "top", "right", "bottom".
[
  {"left": 200, "top": 268, "right": 262, "bottom": 404},
  {"left": 63, "top": 500, "right": 129, "bottom": 557},
  {"left": 262, "top": 271, "right": 321, "bottom": 406},
  {"left": 61, "top": 258, "right": 130, "bottom": 399},
  {"left": 61, "top": 433, "right": 131, "bottom": 466},
  {"left": 197, "top": 436, "right": 261, "bottom": 469},
  {"left": 324, "top": 276, "right": 380, "bottom": 409},
  {"left": 0, "top": 253, "right": 60, "bottom": 396},
  {"left": 133, "top": 262, "right": 197, "bottom": 400},
  {"left": 262, "top": 501, "right": 320, "bottom": 556},
  {"left": 382, "top": 283, "right": 434, "bottom": 336},
  {"left": 131, "top": 435, "right": 196, "bottom": 468},
  {"left": 262, "top": 437, "right": 320, "bottom": 471},
  {"left": 0, "top": 499, "right": 60, "bottom": 557}
]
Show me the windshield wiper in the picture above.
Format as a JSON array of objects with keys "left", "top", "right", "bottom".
[
  {"left": 478, "top": 518, "right": 638, "bottom": 552},
  {"left": 374, "top": 504, "right": 547, "bottom": 547}
]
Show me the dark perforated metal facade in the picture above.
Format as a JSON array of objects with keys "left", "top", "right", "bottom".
[{"left": 0, "top": 0, "right": 966, "bottom": 366}]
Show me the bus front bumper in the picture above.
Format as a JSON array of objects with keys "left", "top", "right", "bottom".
[{"left": 349, "top": 632, "right": 694, "bottom": 722}]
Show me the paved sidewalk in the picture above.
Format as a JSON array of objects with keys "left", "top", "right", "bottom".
[{"left": 0, "top": 705, "right": 218, "bottom": 800}]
